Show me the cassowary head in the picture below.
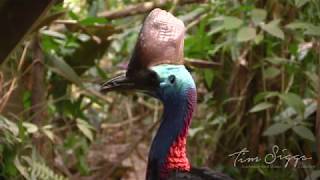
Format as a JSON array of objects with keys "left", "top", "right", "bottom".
[{"left": 101, "top": 8, "right": 194, "bottom": 100}]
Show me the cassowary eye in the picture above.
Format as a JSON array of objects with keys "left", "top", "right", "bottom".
[{"left": 168, "top": 75, "right": 176, "bottom": 84}]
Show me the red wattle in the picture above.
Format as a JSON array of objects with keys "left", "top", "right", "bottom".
[{"left": 165, "top": 135, "right": 190, "bottom": 171}]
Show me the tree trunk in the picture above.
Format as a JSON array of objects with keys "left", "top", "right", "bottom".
[
  {"left": 0, "top": 0, "right": 55, "bottom": 64},
  {"left": 31, "top": 37, "right": 53, "bottom": 165}
]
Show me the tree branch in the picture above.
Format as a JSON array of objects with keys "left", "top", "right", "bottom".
[
  {"left": 185, "top": 58, "right": 221, "bottom": 69},
  {"left": 98, "top": 0, "right": 206, "bottom": 19},
  {"left": 316, "top": 41, "right": 320, "bottom": 165}
]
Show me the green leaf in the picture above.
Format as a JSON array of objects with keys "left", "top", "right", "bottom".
[
  {"left": 251, "top": 9, "right": 267, "bottom": 24},
  {"left": 77, "top": 33, "right": 91, "bottom": 42},
  {"left": 260, "top": 19, "right": 284, "bottom": 39},
  {"left": 204, "top": 69, "right": 214, "bottom": 89},
  {"left": 280, "top": 93, "right": 305, "bottom": 115},
  {"left": 68, "top": 11, "right": 79, "bottom": 20},
  {"left": 236, "top": 27, "right": 256, "bottom": 42},
  {"left": 40, "top": 30, "right": 66, "bottom": 39},
  {"left": 42, "top": 125, "right": 55, "bottom": 142},
  {"left": 254, "top": 91, "right": 280, "bottom": 103},
  {"left": 189, "top": 127, "right": 204, "bottom": 137},
  {"left": 264, "top": 67, "right": 280, "bottom": 79},
  {"left": 305, "top": 25, "right": 320, "bottom": 36},
  {"left": 304, "top": 102, "right": 317, "bottom": 119},
  {"left": 180, "top": 7, "right": 207, "bottom": 22},
  {"left": 263, "top": 123, "right": 292, "bottom": 136},
  {"left": 305, "top": 71, "right": 319, "bottom": 91},
  {"left": 46, "top": 55, "right": 82, "bottom": 86},
  {"left": 95, "top": 65, "right": 108, "bottom": 79},
  {"left": 254, "top": 33, "right": 264, "bottom": 44},
  {"left": 22, "top": 122, "right": 38, "bottom": 134},
  {"left": 223, "top": 16, "right": 243, "bottom": 30},
  {"left": 14, "top": 156, "right": 30, "bottom": 179},
  {"left": 208, "top": 23, "right": 224, "bottom": 35},
  {"left": 23, "top": 91, "right": 31, "bottom": 109},
  {"left": 249, "top": 102, "right": 273, "bottom": 113},
  {"left": 285, "top": 22, "right": 312, "bottom": 30},
  {"left": 185, "top": 19, "right": 212, "bottom": 58},
  {"left": 76, "top": 119, "right": 94, "bottom": 141},
  {"left": 209, "top": 115, "right": 227, "bottom": 125},
  {"left": 209, "top": 42, "right": 225, "bottom": 56},
  {"left": 0, "top": 115, "right": 19, "bottom": 136},
  {"left": 265, "top": 57, "right": 288, "bottom": 65},
  {"left": 295, "top": 0, "right": 309, "bottom": 8},
  {"left": 79, "top": 17, "right": 107, "bottom": 26},
  {"left": 292, "top": 125, "right": 315, "bottom": 141}
]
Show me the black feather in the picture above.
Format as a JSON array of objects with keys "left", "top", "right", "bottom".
[{"left": 167, "top": 167, "right": 234, "bottom": 180}]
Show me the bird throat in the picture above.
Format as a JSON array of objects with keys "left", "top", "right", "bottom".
[
  {"left": 162, "top": 127, "right": 190, "bottom": 174},
  {"left": 163, "top": 89, "right": 197, "bottom": 174},
  {"left": 147, "top": 88, "right": 197, "bottom": 179}
]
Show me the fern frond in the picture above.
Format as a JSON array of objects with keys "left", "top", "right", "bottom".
[{"left": 29, "top": 161, "right": 68, "bottom": 180}]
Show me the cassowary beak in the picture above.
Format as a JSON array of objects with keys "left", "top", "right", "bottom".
[
  {"left": 100, "top": 69, "right": 160, "bottom": 93},
  {"left": 100, "top": 73, "right": 136, "bottom": 93}
]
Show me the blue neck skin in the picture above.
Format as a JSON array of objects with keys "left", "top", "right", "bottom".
[
  {"left": 146, "top": 65, "right": 197, "bottom": 180},
  {"left": 147, "top": 95, "right": 191, "bottom": 180}
]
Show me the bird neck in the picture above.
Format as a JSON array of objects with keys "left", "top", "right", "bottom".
[{"left": 147, "top": 88, "right": 197, "bottom": 180}]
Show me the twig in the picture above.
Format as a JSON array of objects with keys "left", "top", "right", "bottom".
[
  {"left": 138, "top": 97, "right": 161, "bottom": 110},
  {"left": 52, "top": 20, "right": 102, "bottom": 44},
  {"left": 17, "top": 94, "right": 68, "bottom": 121},
  {"left": 153, "top": 100, "right": 159, "bottom": 123},
  {"left": 103, "top": 119, "right": 160, "bottom": 179},
  {"left": 81, "top": 87, "right": 113, "bottom": 104},
  {"left": 186, "top": 12, "right": 208, "bottom": 31},
  {"left": 98, "top": 0, "right": 207, "bottom": 19},
  {"left": 103, "top": 100, "right": 160, "bottom": 178},
  {"left": 169, "top": 0, "right": 181, "bottom": 13},
  {"left": 185, "top": 58, "right": 221, "bottom": 69},
  {"left": 315, "top": 40, "right": 320, "bottom": 165},
  {"left": 0, "top": 72, "right": 3, "bottom": 98},
  {"left": 135, "top": 147, "right": 148, "bottom": 163},
  {"left": 0, "top": 42, "right": 29, "bottom": 112},
  {"left": 228, "top": 73, "right": 255, "bottom": 120},
  {"left": 130, "top": 156, "right": 140, "bottom": 180},
  {"left": 53, "top": 149, "right": 73, "bottom": 178},
  {"left": 125, "top": 98, "right": 133, "bottom": 125},
  {"left": 101, "top": 112, "right": 149, "bottom": 129},
  {"left": 0, "top": 73, "right": 17, "bottom": 112}
]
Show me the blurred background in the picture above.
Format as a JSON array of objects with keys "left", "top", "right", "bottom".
[{"left": 0, "top": 0, "right": 319, "bottom": 179}]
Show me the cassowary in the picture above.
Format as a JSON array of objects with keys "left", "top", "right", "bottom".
[{"left": 101, "top": 8, "right": 233, "bottom": 180}]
